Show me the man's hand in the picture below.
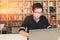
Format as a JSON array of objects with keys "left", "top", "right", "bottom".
[{"left": 19, "top": 30, "right": 29, "bottom": 37}]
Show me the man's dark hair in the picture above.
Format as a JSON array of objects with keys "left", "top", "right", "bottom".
[{"left": 32, "top": 3, "right": 43, "bottom": 12}]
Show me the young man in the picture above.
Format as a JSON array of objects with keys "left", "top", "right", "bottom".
[{"left": 19, "top": 3, "right": 51, "bottom": 37}]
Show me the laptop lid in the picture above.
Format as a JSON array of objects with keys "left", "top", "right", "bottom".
[{"left": 29, "top": 28, "right": 59, "bottom": 40}]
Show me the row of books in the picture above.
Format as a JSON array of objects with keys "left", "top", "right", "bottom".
[
  {"left": 0, "top": 8, "right": 32, "bottom": 14},
  {"left": 8, "top": 0, "right": 31, "bottom": 2},
  {"left": 8, "top": 2, "right": 32, "bottom": 8},
  {"left": 1, "top": 0, "right": 60, "bottom": 8},
  {"left": 1, "top": 7, "right": 60, "bottom": 14},
  {"left": 8, "top": 1, "right": 60, "bottom": 8},
  {"left": 0, "top": 14, "right": 27, "bottom": 21},
  {"left": 8, "top": 22, "right": 22, "bottom": 27},
  {"left": 0, "top": 15, "right": 7, "bottom": 21},
  {"left": 8, "top": 15, "right": 23, "bottom": 21}
]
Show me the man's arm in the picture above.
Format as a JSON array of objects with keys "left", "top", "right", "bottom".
[
  {"left": 19, "top": 30, "right": 29, "bottom": 37},
  {"left": 19, "top": 16, "right": 29, "bottom": 37},
  {"left": 43, "top": 16, "right": 52, "bottom": 28}
]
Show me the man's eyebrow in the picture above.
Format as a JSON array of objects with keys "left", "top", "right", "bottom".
[{"left": 35, "top": 12, "right": 42, "bottom": 13}]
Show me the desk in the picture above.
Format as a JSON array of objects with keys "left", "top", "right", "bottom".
[{"left": 0, "top": 34, "right": 27, "bottom": 40}]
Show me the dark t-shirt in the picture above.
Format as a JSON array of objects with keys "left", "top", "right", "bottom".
[{"left": 19, "top": 15, "right": 50, "bottom": 32}]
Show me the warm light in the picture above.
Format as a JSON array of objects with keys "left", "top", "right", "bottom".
[{"left": 0, "top": 0, "right": 23, "bottom": 14}]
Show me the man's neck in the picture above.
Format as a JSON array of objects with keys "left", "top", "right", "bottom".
[{"left": 33, "top": 17, "right": 40, "bottom": 23}]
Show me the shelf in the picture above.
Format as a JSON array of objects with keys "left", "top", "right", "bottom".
[
  {"left": 49, "top": 1, "right": 56, "bottom": 7},
  {"left": 33, "top": 0, "right": 43, "bottom": 1},
  {"left": 23, "top": 2, "right": 32, "bottom": 8},
  {"left": 44, "top": 13, "right": 56, "bottom": 15},
  {"left": 23, "top": 9, "right": 32, "bottom": 14},
  {"left": 57, "top": 6, "right": 60, "bottom": 8},
  {"left": 57, "top": 1, "right": 60, "bottom": 7},
  {"left": 58, "top": 0, "right": 60, "bottom": 2},
  {"left": 8, "top": 15, "right": 23, "bottom": 21},
  {"left": 49, "top": 0, "right": 56, "bottom": 2},
  {"left": 57, "top": 8, "right": 60, "bottom": 13},
  {"left": 8, "top": 0, "right": 23, "bottom": 2},
  {"left": 57, "top": 13, "right": 60, "bottom": 15},
  {"left": 8, "top": 23, "right": 22, "bottom": 27},
  {"left": 8, "top": 26, "right": 22, "bottom": 27},
  {"left": 43, "top": 2, "right": 48, "bottom": 7},
  {"left": 8, "top": 26, "right": 21, "bottom": 27},
  {"left": 8, "top": 20, "right": 23, "bottom": 22},
  {"left": 0, "top": 20, "right": 7, "bottom": 22},
  {"left": 58, "top": 15, "right": 60, "bottom": 20},
  {"left": 43, "top": 7, "right": 48, "bottom": 8}
]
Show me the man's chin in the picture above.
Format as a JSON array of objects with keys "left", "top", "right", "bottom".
[{"left": 35, "top": 18, "right": 40, "bottom": 20}]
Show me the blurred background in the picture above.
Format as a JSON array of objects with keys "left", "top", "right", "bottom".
[{"left": 0, "top": 0, "right": 60, "bottom": 34}]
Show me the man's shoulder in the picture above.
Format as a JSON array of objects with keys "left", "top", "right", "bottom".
[
  {"left": 40, "top": 15, "right": 46, "bottom": 19},
  {"left": 40, "top": 15, "right": 48, "bottom": 21}
]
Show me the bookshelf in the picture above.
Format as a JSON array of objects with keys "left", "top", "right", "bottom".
[
  {"left": 7, "top": 0, "right": 32, "bottom": 33},
  {"left": 0, "top": 0, "right": 59, "bottom": 34},
  {"left": 57, "top": 0, "right": 60, "bottom": 28}
]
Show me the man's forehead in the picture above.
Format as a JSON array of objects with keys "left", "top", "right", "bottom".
[{"left": 34, "top": 8, "right": 42, "bottom": 11}]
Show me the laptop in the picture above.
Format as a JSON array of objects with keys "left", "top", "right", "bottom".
[{"left": 29, "top": 28, "right": 59, "bottom": 40}]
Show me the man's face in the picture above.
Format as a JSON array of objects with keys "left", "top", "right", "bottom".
[{"left": 33, "top": 8, "right": 42, "bottom": 19}]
